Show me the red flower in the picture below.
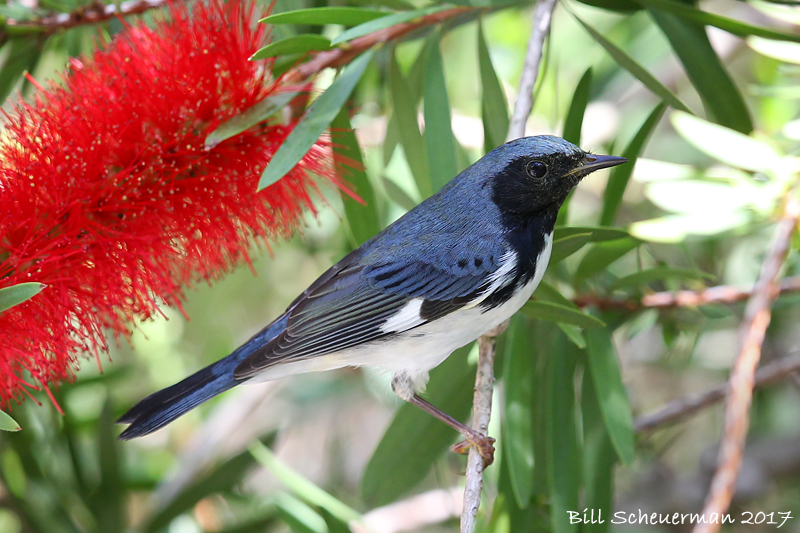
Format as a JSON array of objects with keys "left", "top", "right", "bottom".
[{"left": 0, "top": 0, "right": 337, "bottom": 408}]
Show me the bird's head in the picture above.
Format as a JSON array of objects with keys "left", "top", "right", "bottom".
[{"left": 489, "top": 135, "right": 627, "bottom": 216}]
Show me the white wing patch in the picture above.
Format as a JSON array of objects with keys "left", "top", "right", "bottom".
[{"left": 380, "top": 298, "right": 425, "bottom": 333}]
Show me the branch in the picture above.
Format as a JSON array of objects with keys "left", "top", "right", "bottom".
[
  {"left": 506, "top": 0, "right": 557, "bottom": 141},
  {"left": 3, "top": 0, "right": 170, "bottom": 35},
  {"left": 694, "top": 194, "right": 800, "bottom": 533},
  {"left": 634, "top": 353, "right": 800, "bottom": 433}
]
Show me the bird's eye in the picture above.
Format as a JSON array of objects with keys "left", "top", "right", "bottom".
[{"left": 526, "top": 161, "right": 548, "bottom": 180}]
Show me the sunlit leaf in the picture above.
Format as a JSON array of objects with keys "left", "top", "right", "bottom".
[
  {"left": 585, "top": 328, "right": 635, "bottom": 464},
  {"left": 630, "top": 211, "right": 751, "bottom": 242},
  {"left": 205, "top": 91, "right": 297, "bottom": 149},
  {"left": 478, "top": 21, "right": 510, "bottom": 151},
  {"left": 250, "top": 35, "right": 331, "bottom": 60},
  {"left": 750, "top": 0, "right": 800, "bottom": 26},
  {"left": 259, "top": 7, "right": 388, "bottom": 26},
  {"left": 258, "top": 49, "right": 375, "bottom": 190},
  {"left": 273, "top": 493, "right": 327, "bottom": 533},
  {"left": 0, "top": 282, "right": 45, "bottom": 314},
  {"left": 554, "top": 226, "right": 629, "bottom": 242},
  {"left": 424, "top": 31, "right": 459, "bottom": 193},
  {"left": 0, "top": 410, "right": 21, "bottom": 432},
  {"left": 331, "top": 5, "right": 447, "bottom": 46},
  {"left": 520, "top": 301, "right": 606, "bottom": 328},
  {"left": 748, "top": 36, "right": 800, "bottom": 64}
]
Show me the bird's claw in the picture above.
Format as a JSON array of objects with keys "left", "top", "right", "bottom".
[{"left": 450, "top": 434, "right": 496, "bottom": 467}]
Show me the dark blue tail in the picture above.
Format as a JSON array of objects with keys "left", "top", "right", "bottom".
[{"left": 117, "top": 316, "right": 287, "bottom": 440}]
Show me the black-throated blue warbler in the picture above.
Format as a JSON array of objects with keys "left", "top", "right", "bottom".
[{"left": 118, "top": 135, "right": 626, "bottom": 463}]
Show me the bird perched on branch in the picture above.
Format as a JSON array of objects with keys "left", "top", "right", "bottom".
[{"left": 118, "top": 135, "right": 626, "bottom": 464}]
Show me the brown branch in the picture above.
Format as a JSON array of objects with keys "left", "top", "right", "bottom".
[
  {"left": 694, "top": 194, "right": 800, "bottom": 533},
  {"left": 3, "top": 0, "right": 170, "bottom": 35},
  {"left": 634, "top": 353, "right": 800, "bottom": 433},
  {"left": 571, "top": 275, "right": 800, "bottom": 311}
]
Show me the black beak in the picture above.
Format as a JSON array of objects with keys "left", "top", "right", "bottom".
[{"left": 575, "top": 154, "right": 628, "bottom": 176}]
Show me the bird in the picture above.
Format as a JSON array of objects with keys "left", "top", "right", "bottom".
[{"left": 117, "top": 135, "right": 627, "bottom": 464}]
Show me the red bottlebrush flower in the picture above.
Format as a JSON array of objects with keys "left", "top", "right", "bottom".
[{"left": 0, "top": 0, "right": 338, "bottom": 408}]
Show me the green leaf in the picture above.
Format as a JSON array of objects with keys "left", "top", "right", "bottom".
[
  {"left": 576, "top": 0, "right": 641, "bottom": 12},
  {"left": 575, "top": 237, "right": 641, "bottom": 285},
  {"left": 259, "top": 7, "right": 388, "bottom": 26},
  {"left": 585, "top": 328, "right": 635, "bottom": 465},
  {"left": 629, "top": 211, "right": 751, "bottom": 243},
  {"left": 331, "top": 5, "right": 447, "bottom": 46},
  {"left": 520, "top": 301, "right": 606, "bottom": 328},
  {"left": 258, "top": 49, "right": 375, "bottom": 191},
  {"left": 651, "top": 11, "right": 753, "bottom": 134},
  {"left": 559, "top": 323, "right": 587, "bottom": 349},
  {"left": 600, "top": 103, "right": 666, "bottom": 226},
  {"left": 361, "top": 345, "right": 474, "bottom": 505},
  {"left": 562, "top": 68, "right": 592, "bottom": 146},
  {"left": 635, "top": 0, "right": 800, "bottom": 43},
  {"left": 250, "top": 442, "right": 361, "bottom": 523},
  {"left": 748, "top": 36, "right": 800, "bottom": 65},
  {"left": 0, "top": 38, "right": 42, "bottom": 104},
  {"left": 532, "top": 280, "right": 574, "bottom": 307},
  {"left": 550, "top": 233, "right": 592, "bottom": 263},
  {"left": 0, "top": 410, "right": 21, "bottom": 432},
  {"left": 502, "top": 316, "right": 537, "bottom": 507},
  {"left": 381, "top": 177, "right": 419, "bottom": 211},
  {"left": 424, "top": 32, "right": 459, "bottom": 193},
  {"left": 389, "top": 53, "right": 431, "bottom": 197},
  {"left": 546, "top": 334, "right": 580, "bottom": 533},
  {"left": 574, "top": 16, "right": 690, "bottom": 113},
  {"left": 205, "top": 91, "right": 297, "bottom": 150},
  {"left": 250, "top": 35, "right": 331, "bottom": 60},
  {"left": 273, "top": 493, "right": 327, "bottom": 533},
  {"left": 611, "top": 265, "right": 713, "bottom": 290},
  {"left": 0, "top": 282, "right": 45, "bottom": 313},
  {"left": 478, "top": 21, "right": 509, "bottom": 151},
  {"left": 554, "top": 226, "right": 630, "bottom": 242},
  {"left": 670, "top": 111, "right": 783, "bottom": 172},
  {"left": 331, "top": 109, "right": 381, "bottom": 247},
  {"left": 90, "top": 402, "right": 125, "bottom": 533}
]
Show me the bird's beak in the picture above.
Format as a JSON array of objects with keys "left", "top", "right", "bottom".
[{"left": 574, "top": 154, "right": 628, "bottom": 177}]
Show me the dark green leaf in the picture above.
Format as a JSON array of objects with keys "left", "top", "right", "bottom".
[
  {"left": 651, "top": 11, "right": 753, "bottom": 133},
  {"left": 637, "top": 0, "right": 800, "bottom": 43},
  {"left": 0, "top": 38, "right": 42, "bottom": 104},
  {"left": 575, "top": 237, "right": 641, "bottom": 285},
  {"left": 0, "top": 282, "right": 45, "bottom": 313},
  {"left": 331, "top": 5, "right": 447, "bottom": 46},
  {"left": 554, "top": 226, "right": 629, "bottom": 242},
  {"left": 562, "top": 67, "right": 592, "bottom": 146},
  {"left": 0, "top": 410, "right": 21, "bottom": 431},
  {"left": 574, "top": 17, "right": 690, "bottom": 113},
  {"left": 90, "top": 402, "right": 125, "bottom": 533},
  {"left": 532, "top": 280, "right": 574, "bottom": 307},
  {"left": 331, "top": 109, "right": 381, "bottom": 247},
  {"left": 576, "top": 0, "right": 641, "bottom": 12},
  {"left": 205, "top": 91, "right": 297, "bottom": 150},
  {"left": 611, "top": 265, "right": 713, "bottom": 290},
  {"left": 361, "top": 345, "right": 474, "bottom": 505},
  {"left": 260, "top": 7, "right": 388, "bottom": 26},
  {"left": 550, "top": 233, "right": 592, "bottom": 263},
  {"left": 502, "top": 315, "right": 536, "bottom": 507},
  {"left": 520, "top": 301, "right": 606, "bottom": 328},
  {"left": 478, "top": 21, "right": 509, "bottom": 151},
  {"left": 389, "top": 53, "right": 431, "bottom": 197},
  {"left": 258, "top": 49, "right": 375, "bottom": 191},
  {"left": 381, "top": 177, "right": 418, "bottom": 211},
  {"left": 424, "top": 31, "right": 459, "bottom": 193},
  {"left": 250, "top": 35, "right": 331, "bottom": 60},
  {"left": 600, "top": 103, "right": 666, "bottom": 226},
  {"left": 559, "top": 323, "right": 587, "bottom": 348},
  {"left": 585, "top": 328, "right": 635, "bottom": 464}
]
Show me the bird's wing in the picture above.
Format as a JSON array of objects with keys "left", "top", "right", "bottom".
[{"left": 232, "top": 248, "right": 508, "bottom": 380}]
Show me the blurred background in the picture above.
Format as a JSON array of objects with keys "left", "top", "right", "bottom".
[{"left": 1, "top": 0, "right": 800, "bottom": 532}]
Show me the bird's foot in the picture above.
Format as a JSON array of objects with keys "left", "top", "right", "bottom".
[{"left": 451, "top": 433, "right": 496, "bottom": 467}]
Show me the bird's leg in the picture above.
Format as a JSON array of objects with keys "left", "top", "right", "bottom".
[{"left": 391, "top": 373, "right": 495, "bottom": 466}]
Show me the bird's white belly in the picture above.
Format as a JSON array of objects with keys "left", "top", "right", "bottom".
[{"left": 249, "top": 233, "right": 553, "bottom": 387}]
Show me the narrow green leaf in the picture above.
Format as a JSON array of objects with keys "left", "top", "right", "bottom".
[
  {"left": 0, "top": 38, "right": 42, "bottom": 104},
  {"left": 331, "top": 5, "right": 447, "bottom": 46},
  {"left": 389, "top": 53, "right": 431, "bottom": 197},
  {"left": 273, "top": 493, "right": 327, "bottom": 533},
  {"left": 550, "top": 233, "right": 592, "bottom": 263},
  {"left": 576, "top": 0, "right": 641, "bottom": 12},
  {"left": 0, "top": 282, "right": 45, "bottom": 313},
  {"left": 600, "top": 103, "right": 666, "bottom": 226},
  {"left": 259, "top": 7, "right": 388, "bottom": 26},
  {"left": 250, "top": 442, "right": 361, "bottom": 523},
  {"left": 651, "top": 11, "right": 753, "bottom": 133},
  {"left": 258, "top": 49, "right": 375, "bottom": 191},
  {"left": 381, "top": 177, "right": 418, "bottom": 211},
  {"left": 331, "top": 109, "right": 381, "bottom": 247},
  {"left": 671, "top": 111, "right": 782, "bottom": 172},
  {"left": 424, "top": 31, "right": 458, "bottom": 193},
  {"left": 562, "top": 68, "right": 592, "bottom": 146},
  {"left": 250, "top": 35, "right": 331, "bottom": 60},
  {"left": 559, "top": 323, "right": 587, "bottom": 349},
  {"left": 478, "top": 21, "right": 509, "bottom": 151},
  {"left": 748, "top": 36, "right": 800, "bottom": 65},
  {"left": 575, "top": 237, "right": 640, "bottom": 285},
  {"left": 611, "top": 265, "right": 713, "bottom": 290},
  {"left": 90, "top": 402, "right": 125, "bottom": 533},
  {"left": 546, "top": 335, "right": 580, "bottom": 533},
  {"left": 0, "top": 410, "right": 21, "bottom": 432},
  {"left": 636, "top": 0, "right": 800, "bottom": 43},
  {"left": 532, "top": 280, "right": 574, "bottom": 308},
  {"left": 361, "top": 345, "right": 474, "bottom": 505},
  {"left": 585, "top": 328, "right": 635, "bottom": 465},
  {"left": 574, "top": 16, "right": 690, "bottom": 113},
  {"left": 520, "top": 301, "right": 606, "bottom": 328},
  {"left": 502, "top": 316, "right": 536, "bottom": 507},
  {"left": 554, "top": 226, "right": 629, "bottom": 242},
  {"left": 205, "top": 91, "right": 297, "bottom": 150}
]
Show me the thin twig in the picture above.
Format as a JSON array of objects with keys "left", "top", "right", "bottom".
[
  {"left": 634, "top": 353, "right": 800, "bottom": 433},
  {"left": 694, "top": 194, "right": 800, "bottom": 533},
  {"left": 3, "top": 0, "right": 169, "bottom": 35},
  {"left": 571, "top": 275, "right": 800, "bottom": 311},
  {"left": 506, "top": 0, "right": 558, "bottom": 141}
]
